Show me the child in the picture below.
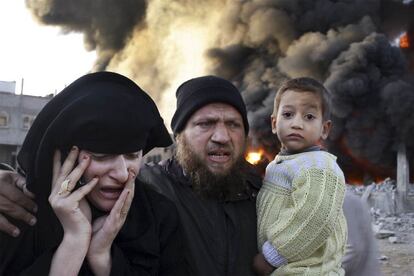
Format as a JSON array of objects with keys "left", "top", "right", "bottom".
[{"left": 255, "top": 77, "right": 347, "bottom": 275}]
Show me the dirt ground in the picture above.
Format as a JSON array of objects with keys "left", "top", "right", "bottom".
[
  {"left": 377, "top": 220, "right": 414, "bottom": 275},
  {"left": 347, "top": 182, "right": 414, "bottom": 275}
]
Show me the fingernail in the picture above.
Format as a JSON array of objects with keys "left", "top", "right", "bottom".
[
  {"left": 12, "top": 228, "right": 20, "bottom": 237},
  {"left": 32, "top": 205, "right": 38, "bottom": 213},
  {"left": 29, "top": 217, "right": 37, "bottom": 226},
  {"left": 71, "top": 146, "right": 78, "bottom": 151},
  {"left": 129, "top": 169, "right": 136, "bottom": 178},
  {"left": 82, "top": 155, "right": 89, "bottom": 160}
]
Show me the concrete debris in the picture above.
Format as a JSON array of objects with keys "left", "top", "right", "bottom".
[
  {"left": 374, "top": 212, "right": 414, "bottom": 244},
  {"left": 345, "top": 179, "right": 414, "bottom": 274},
  {"left": 375, "top": 229, "right": 395, "bottom": 239},
  {"left": 346, "top": 177, "right": 414, "bottom": 215},
  {"left": 378, "top": 255, "right": 389, "bottom": 261},
  {"left": 388, "top": 236, "right": 399, "bottom": 244},
  {"left": 346, "top": 182, "right": 414, "bottom": 244},
  {"left": 346, "top": 178, "right": 398, "bottom": 195}
]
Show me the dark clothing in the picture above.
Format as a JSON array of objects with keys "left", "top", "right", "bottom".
[
  {"left": 17, "top": 72, "right": 172, "bottom": 192},
  {"left": 171, "top": 75, "right": 249, "bottom": 135},
  {"left": 0, "top": 181, "right": 184, "bottom": 276},
  {"left": 139, "top": 158, "right": 261, "bottom": 276},
  {"left": 17, "top": 72, "right": 171, "bottom": 195},
  {"left": 0, "top": 72, "right": 181, "bottom": 276}
]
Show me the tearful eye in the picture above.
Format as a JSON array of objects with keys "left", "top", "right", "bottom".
[
  {"left": 124, "top": 152, "right": 142, "bottom": 160},
  {"left": 89, "top": 153, "right": 113, "bottom": 161}
]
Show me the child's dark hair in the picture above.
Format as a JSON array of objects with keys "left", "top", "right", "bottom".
[{"left": 274, "top": 77, "right": 332, "bottom": 121}]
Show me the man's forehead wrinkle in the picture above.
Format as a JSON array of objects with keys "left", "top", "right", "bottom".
[
  {"left": 192, "top": 108, "right": 242, "bottom": 121},
  {"left": 194, "top": 114, "right": 243, "bottom": 123}
]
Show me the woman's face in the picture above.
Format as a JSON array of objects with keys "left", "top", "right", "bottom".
[{"left": 78, "top": 150, "right": 143, "bottom": 212}]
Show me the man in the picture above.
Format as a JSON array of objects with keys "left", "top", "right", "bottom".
[
  {"left": 0, "top": 76, "right": 261, "bottom": 276},
  {"left": 139, "top": 76, "right": 261, "bottom": 275}
]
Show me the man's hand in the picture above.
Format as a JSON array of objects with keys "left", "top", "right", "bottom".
[
  {"left": 0, "top": 169, "right": 37, "bottom": 237},
  {"left": 253, "top": 253, "right": 276, "bottom": 276}
]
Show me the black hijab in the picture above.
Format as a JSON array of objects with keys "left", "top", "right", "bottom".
[{"left": 17, "top": 71, "right": 172, "bottom": 194}]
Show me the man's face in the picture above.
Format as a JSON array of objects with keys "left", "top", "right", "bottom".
[{"left": 178, "top": 103, "right": 246, "bottom": 176}]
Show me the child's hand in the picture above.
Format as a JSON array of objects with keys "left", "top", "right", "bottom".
[{"left": 253, "top": 253, "right": 275, "bottom": 276}]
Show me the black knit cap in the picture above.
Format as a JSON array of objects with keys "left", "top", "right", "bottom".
[
  {"left": 18, "top": 71, "right": 172, "bottom": 192},
  {"left": 171, "top": 75, "right": 249, "bottom": 135}
]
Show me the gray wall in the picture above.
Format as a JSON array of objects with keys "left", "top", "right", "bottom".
[{"left": 0, "top": 91, "right": 51, "bottom": 167}]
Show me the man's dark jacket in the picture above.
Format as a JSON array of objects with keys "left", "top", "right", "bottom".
[{"left": 139, "top": 158, "right": 262, "bottom": 276}]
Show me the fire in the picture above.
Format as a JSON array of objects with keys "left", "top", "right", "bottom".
[
  {"left": 399, "top": 32, "right": 410, "bottom": 48},
  {"left": 246, "top": 150, "right": 264, "bottom": 165},
  {"left": 338, "top": 137, "right": 394, "bottom": 184}
]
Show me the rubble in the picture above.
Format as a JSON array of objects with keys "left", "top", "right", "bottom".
[
  {"left": 346, "top": 181, "right": 414, "bottom": 244},
  {"left": 346, "top": 180, "right": 414, "bottom": 275},
  {"left": 346, "top": 178, "right": 397, "bottom": 195},
  {"left": 388, "top": 236, "right": 399, "bottom": 244},
  {"left": 379, "top": 255, "right": 389, "bottom": 261},
  {"left": 374, "top": 229, "right": 395, "bottom": 239},
  {"left": 346, "top": 178, "right": 414, "bottom": 215}
]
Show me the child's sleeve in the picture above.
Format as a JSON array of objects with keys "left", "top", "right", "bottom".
[{"left": 263, "top": 167, "right": 345, "bottom": 263}]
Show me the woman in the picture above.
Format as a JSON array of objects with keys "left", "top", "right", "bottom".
[{"left": 0, "top": 72, "right": 184, "bottom": 275}]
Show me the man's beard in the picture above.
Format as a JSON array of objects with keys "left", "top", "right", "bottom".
[{"left": 175, "top": 135, "right": 247, "bottom": 201}]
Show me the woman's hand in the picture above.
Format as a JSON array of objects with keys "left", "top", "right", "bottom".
[
  {"left": 49, "top": 147, "right": 99, "bottom": 276},
  {"left": 49, "top": 147, "right": 98, "bottom": 238},
  {"left": 87, "top": 170, "right": 136, "bottom": 276}
]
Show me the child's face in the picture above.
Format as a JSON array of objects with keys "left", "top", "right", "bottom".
[{"left": 271, "top": 90, "right": 331, "bottom": 153}]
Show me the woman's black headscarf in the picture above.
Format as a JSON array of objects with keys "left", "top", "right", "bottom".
[{"left": 17, "top": 71, "right": 172, "bottom": 194}]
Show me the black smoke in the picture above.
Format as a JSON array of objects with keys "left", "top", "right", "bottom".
[
  {"left": 26, "top": 0, "right": 414, "bottom": 181},
  {"left": 26, "top": 0, "right": 148, "bottom": 69},
  {"left": 207, "top": 0, "right": 414, "bottom": 181}
]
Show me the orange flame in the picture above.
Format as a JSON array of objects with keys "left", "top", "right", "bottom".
[
  {"left": 338, "top": 137, "right": 394, "bottom": 184},
  {"left": 246, "top": 150, "right": 264, "bottom": 165},
  {"left": 400, "top": 32, "right": 410, "bottom": 48}
]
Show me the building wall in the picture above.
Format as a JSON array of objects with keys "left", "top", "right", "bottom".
[
  {"left": 144, "top": 144, "right": 175, "bottom": 164},
  {"left": 1, "top": 90, "right": 174, "bottom": 168},
  {"left": 0, "top": 91, "right": 51, "bottom": 167},
  {"left": 0, "top": 144, "right": 18, "bottom": 167}
]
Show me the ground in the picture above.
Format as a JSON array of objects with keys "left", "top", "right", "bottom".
[
  {"left": 347, "top": 182, "right": 414, "bottom": 275},
  {"left": 377, "top": 215, "right": 414, "bottom": 276}
]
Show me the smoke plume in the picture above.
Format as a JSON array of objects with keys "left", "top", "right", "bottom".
[{"left": 26, "top": 0, "right": 414, "bottom": 181}]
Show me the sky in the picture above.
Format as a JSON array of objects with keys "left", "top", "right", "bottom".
[{"left": 0, "top": 1, "right": 96, "bottom": 97}]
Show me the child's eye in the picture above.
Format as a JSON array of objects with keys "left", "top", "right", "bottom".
[
  {"left": 304, "top": 114, "right": 316, "bottom": 120},
  {"left": 282, "top": 112, "right": 293, "bottom": 118}
]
